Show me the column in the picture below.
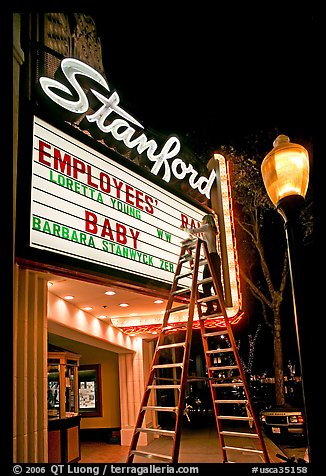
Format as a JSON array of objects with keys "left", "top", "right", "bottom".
[
  {"left": 119, "top": 338, "right": 155, "bottom": 446},
  {"left": 13, "top": 266, "right": 48, "bottom": 462}
]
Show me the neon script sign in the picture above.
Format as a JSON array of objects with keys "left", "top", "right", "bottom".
[{"left": 38, "top": 58, "right": 216, "bottom": 198}]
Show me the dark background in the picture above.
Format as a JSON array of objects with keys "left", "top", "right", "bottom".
[{"left": 88, "top": 6, "right": 314, "bottom": 154}]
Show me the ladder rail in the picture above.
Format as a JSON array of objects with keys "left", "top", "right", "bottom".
[
  {"left": 198, "top": 309, "right": 228, "bottom": 462},
  {"left": 161, "top": 246, "right": 192, "bottom": 328},
  {"left": 170, "top": 239, "right": 201, "bottom": 463},
  {"left": 126, "top": 245, "right": 187, "bottom": 462},
  {"left": 126, "top": 241, "right": 196, "bottom": 463},
  {"left": 199, "top": 239, "right": 270, "bottom": 463}
]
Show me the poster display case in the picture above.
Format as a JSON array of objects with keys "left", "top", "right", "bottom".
[
  {"left": 47, "top": 351, "right": 81, "bottom": 463},
  {"left": 78, "top": 364, "right": 102, "bottom": 417}
]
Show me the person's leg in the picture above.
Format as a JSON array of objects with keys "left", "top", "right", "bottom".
[
  {"left": 202, "top": 263, "right": 214, "bottom": 314},
  {"left": 209, "top": 253, "right": 224, "bottom": 312}
]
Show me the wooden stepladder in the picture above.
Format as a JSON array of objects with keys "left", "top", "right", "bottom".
[{"left": 126, "top": 237, "right": 270, "bottom": 463}]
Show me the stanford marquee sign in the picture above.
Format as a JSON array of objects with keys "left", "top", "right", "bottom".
[
  {"left": 38, "top": 58, "right": 216, "bottom": 198},
  {"left": 27, "top": 56, "right": 242, "bottom": 321}
]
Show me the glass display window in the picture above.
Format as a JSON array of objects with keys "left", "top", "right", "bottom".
[
  {"left": 48, "top": 351, "right": 80, "bottom": 419},
  {"left": 78, "top": 364, "right": 102, "bottom": 417}
]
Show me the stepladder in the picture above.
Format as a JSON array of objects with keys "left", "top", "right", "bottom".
[{"left": 126, "top": 237, "right": 270, "bottom": 464}]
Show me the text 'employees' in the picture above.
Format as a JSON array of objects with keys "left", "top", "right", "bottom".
[{"left": 38, "top": 140, "right": 156, "bottom": 214}]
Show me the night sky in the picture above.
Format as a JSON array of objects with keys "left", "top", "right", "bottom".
[{"left": 89, "top": 7, "right": 314, "bottom": 156}]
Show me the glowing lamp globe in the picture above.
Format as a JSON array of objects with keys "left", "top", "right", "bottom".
[{"left": 261, "top": 134, "right": 310, "bottom": 208}]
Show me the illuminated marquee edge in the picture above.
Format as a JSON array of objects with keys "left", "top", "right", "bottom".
[{"left": 114, "top": 313, "right": 245, "bottom": 336}]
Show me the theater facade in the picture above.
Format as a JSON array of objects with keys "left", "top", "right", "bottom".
[{"left": 13, "top": 13, "right": 242, "bottom": 463}]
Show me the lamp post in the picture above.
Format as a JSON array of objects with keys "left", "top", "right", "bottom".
[{"left": 261, "top": 134, "right": 311, "bottom": 461}]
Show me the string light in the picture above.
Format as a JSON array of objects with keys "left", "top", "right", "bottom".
[
  {"left": 237, "top": 324, "right": 261, "bottom": 374},
  {"left": 117, "top": 313, "right": 245, "bottom": 336}
]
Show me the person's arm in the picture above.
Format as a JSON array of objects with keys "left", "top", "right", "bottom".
[
  {"left": 190, "top": 223, "right": 210, "bottom": 234},
  {"left": 181, "top": 223, "right": 210, "bottom": 234}
]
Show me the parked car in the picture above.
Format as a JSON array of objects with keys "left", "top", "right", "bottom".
[{"left": 260, "top": 404, "right": 306, "bottom": 441}]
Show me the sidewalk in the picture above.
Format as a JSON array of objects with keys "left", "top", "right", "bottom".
[{"left": 120, "top": 425, "right": 287, "bottom": 464}]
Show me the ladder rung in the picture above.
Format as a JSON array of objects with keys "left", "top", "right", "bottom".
[
  {"left": 162, "top": 324, "right": 187, "bottom": 332},
  {"left": 197, "top": 295, "right": 217, "bottom": 304},
  {"left": 142, "top": 406, "right": 178, "bottom": 413},
  {"left": 212, "top": 382, "right": 244, "bottom": 387},
  {"left": 172, "top": 287, "right": 191, "bottom": 295},
  {"left": 215, "top": 399, "right": 248, "bottom": 404},
  {"left": 199, "top": 312, "right": 220, "bottom": 319},
  {"left": 181, "top": 239, "right": 197, "bottom": 248},
  {"left": 167, "top": 304, "right": 189, "bottom": 313},
  {"left": 158, "top": 342, "right": 185, "bottom": 350},
  {"left": 208, "top": 365, "right": 238, "bottom": 371},
  {"left": 206, "top": 348, "right": 233, "bottom": 354},
  {"left": 130, "top": 450, "right": 172, "bottom": 462},
  {"left": 147, "top": 385, "right": 180, "bottom": 390},
  {"left": 136, "top": 427, "right": 175, "bottom": 437},
  {"left": 153, "top": 363, "right": 183, "bottom": 369},
  {"left": 218, "top": 415, "right": 253, "bottom": 421},
  {"left": 220, "top": 430, "right": 259, "bottom": 438},
  {"left": 203, "top": 330, "right": 228, "bottom": 337},
  {"left": 180, "top": 254, "right": 193, "bottom": 263},
  {"left": 223, "top": 446, "right": 263, "bottom": 454},
  {"left": 197, "top": 277, "right": 213, "bottom": 285},
  {"left": 199, "top": 258, "right": 207, "bottom": 265},
  {"left": 176, "top": 270, "right": 193, "bottom": 280}
]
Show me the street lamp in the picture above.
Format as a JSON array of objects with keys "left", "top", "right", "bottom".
[{"left": 261, "top": 134, "right": 311, "bottom": 461}]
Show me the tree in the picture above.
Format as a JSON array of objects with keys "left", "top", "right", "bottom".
[
  {"left": 237, "top": 324, "right": 262, "bottom": 375},
  {"left": 215, "top": 130, "right": 313, "bottom": 406}
]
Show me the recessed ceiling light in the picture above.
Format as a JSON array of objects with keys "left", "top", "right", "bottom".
[
  {"left": 154, "top": 299, "right": 164, "bottom": 304},
  {"left": 82, "top": 307, "right": 93, "bottom": 311},
  {"left": 129, "top": 313, "right": 138, "bottom": 316},
  {"left": 105, "top": 291, "right": 116, "bottom": 295},
  {"left": 98, "top": 315, "right": 107, "bottom": 319},
  {"left": 47, "top": 281, "right": 54, "bottom": 287},
  {"left": 64, "top": 295, "right": 74, "bottom": 300},
  {"left": 119, "top": 303, "right": 129, "bottom": 307}
]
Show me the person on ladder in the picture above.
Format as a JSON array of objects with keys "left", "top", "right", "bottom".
[{"left": 181, "top": 213, "right": 224, "bottom": 315}]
